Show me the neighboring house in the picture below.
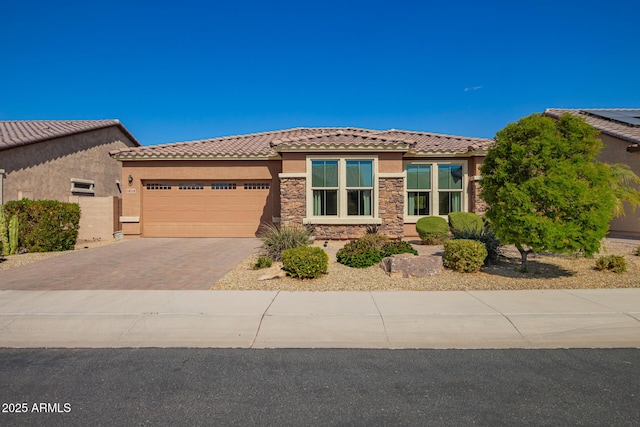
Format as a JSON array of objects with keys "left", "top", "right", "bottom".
[
  {"left": 110, "top": 128, "right": 492, "bottom": 239},
  {"left": 544, "top": 109, "right": 640, "bottom": 237},
  {"left": 0, "top": 120, "right": 140, "bottom": 241},
  {"left": 0, "top": 120, "right": 140, "bottom": 203}
]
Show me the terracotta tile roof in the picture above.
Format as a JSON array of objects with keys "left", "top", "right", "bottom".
[
  {"left": 110, "top": 127, "right": 492, "bottom": 160},
  {"left": 544, "top": 108, "right": 640, "bottom": 145},
  {"left": 379, "top": 129, "right": 492, "bottom": 155},
  {"left": 0, "top": 120, "right": 141, "bottom": 151}
]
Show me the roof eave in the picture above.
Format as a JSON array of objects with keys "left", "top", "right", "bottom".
[
  {"left": 405, "top": 149, "right": 489, "bottom": 158},
  {"left": 111, "top": 153, "right": 278, "bottom": 161}
]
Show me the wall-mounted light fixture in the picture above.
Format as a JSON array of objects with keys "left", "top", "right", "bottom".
[{"left": 128, "top": 174, "right": 133, "bottom": 184}]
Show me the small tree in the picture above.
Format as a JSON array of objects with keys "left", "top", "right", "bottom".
[{"left": 480, "top": 113, "right": 616, "bottom": 269}]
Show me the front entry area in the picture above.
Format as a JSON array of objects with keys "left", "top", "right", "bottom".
[{"left": 142, "top": 181, "right": 273, "bottom": 237}]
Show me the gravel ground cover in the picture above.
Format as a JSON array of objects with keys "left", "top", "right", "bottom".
[{"left": 213, "top": 239, "right": 640, "bottom": 291}]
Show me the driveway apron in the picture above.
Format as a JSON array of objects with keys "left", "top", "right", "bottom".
[{"left": 0, "top": 238, "right": 260, "bottom": 290}]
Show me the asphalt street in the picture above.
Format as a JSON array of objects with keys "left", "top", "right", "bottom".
[{"left": 1, "top": 348, "right": 639, "bottom": 426}]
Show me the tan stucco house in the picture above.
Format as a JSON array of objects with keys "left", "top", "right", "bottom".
[
  {"left": 544, "top": 109, "right": 640, "bottom": 237},
  {"left": 0, "top": 120, "right": 140, "bottom": 203},
  {"left": 110, "top": 128, "right": 492, "bottom": 239}
]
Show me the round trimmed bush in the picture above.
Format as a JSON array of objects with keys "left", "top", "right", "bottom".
[
  {"left": 281, "top": 246, "right": 328, "bottom": 279},
  {"left": 448, "top": 212, "right": 483, "bottom": 234},
  {"left": 443, "top": 239, "right": 487, "bottom": 273},
  {"left": 336, "top": 240, "right": 383, "bottom": 268},
  {"left": 416, "top": 216, "right": 449, "bottom": 245}
]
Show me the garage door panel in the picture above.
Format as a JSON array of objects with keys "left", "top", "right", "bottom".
[{"left": 142, "top": 181, "right": 272, "bottom": 237}]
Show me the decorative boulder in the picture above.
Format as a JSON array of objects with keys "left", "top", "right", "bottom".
[
  {"left": 258, "top": 263, "right": 287, "bottom": 281},
  {"left": 380, "top": 254, "right": 443, "bottom": 278}
]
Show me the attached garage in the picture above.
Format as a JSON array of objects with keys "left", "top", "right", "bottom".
[{"left": 142, "top": 180, "right": 273, "bottom": 237}]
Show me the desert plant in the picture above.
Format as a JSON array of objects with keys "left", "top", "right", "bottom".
[
  {"left": 452, "top": 223, "right": 503, "bottom": 265},
  {"left": 443, "top": 239, "right": 487, "bottom": 273},
  {"left": 595, "top": 255, "right": 627, "bottom": 273},
  {"left": 252, "top": 257, "right": 273, "bottom": 270},
  {"left": 365, "top": 224, "right": 379, "bottom": 234},
  {"left": 336, "top": 239, "right": 383, "bottom": 268},
  {"left": 379, "top": 241, "right": 418, "bottom": 258},
  {"left": 8, "top": 215, "right": 18, "bottom": 255},
  {"left": 416, "top": 216, "right": 449, "bottom": 245},
  {"left": 0, "top": 205, "right": 8, "bottom": 256},
  {"left": 636, "top": 246, "right": 640, "bottom": 257},
  {"left": 448, "top": 212, "right": 483, "bottom": 234},
  {"left": 258, "top": 223, "right": 313, "bottom": 261},
  {"left": 358, "top": 233, "right": 390, "bottom": 251},
  {"left": 281, "top": 246, "right": 328, "bottom": 279}
]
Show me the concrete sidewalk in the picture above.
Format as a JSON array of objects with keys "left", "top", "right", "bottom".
[{"left": 0, "top": 289, "right": 639, "bottom": 349}]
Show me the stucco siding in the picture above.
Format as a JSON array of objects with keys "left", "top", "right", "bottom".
[
  {"left": 598, "top": 134, "right": 640, "bottom": 236},
  {"left": 0, "top": 126, "right": 137, "bottom": 203},
  {"left": 121, "top": 159, "right": 282, "bottom": 238}
]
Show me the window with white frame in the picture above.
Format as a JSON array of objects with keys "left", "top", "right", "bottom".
[
  {"left": 309, "top": 158, "right": 375, "bottom": 219},
  {"left": 346, "top": 160, "right": 373, "bottom": 216},
  {"left": 312, "top": 160, "right": 338, "bottom": 216},
  {"left": 405, "top": 162, "right": 465, "bottom": 218},
  {"left": 406, "top": 164, "right": 431, "bottom": 216},
  {"left": 437, "top": 165, "right": 463, "bottom": 215}
]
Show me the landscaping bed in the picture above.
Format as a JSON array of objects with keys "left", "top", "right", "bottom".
[{"left": 212, "top": 239, "right": 640, "bottom": 291}]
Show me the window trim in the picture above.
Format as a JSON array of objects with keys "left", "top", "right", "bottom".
[
  {"left": 304, "top": 155, "right": 381, "bottom": 225},
  {"left": 70, "top": 178, "right": 95, "bottom": 196},
  {"left": 403, "top": 160, "right": 468, "bottom": 223}
]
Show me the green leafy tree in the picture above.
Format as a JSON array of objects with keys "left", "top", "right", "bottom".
[{"left": 480, "top": 113, "right": 616, "bottom": 269}]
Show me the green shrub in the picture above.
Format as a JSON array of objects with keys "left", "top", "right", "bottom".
[
  {"left": 252, "top": 257, "right": 273, "bottom": 270},
  {"left": 595, "top": 255, "right": 627, "bottom": 274},
  {"left": 281, "top": 246, "right": 328, "bottom": 279},
  {"left": 3, "top": 199, "right": 80, "bottom": 252},
  {"left": 379, "top": 241, "right": 418, "bottom": 258},
  {"left": 0, "top": 204, "right": 9, "bottom": 256},
  {"left": 336, "top": 240, "right": 383, "bottom": 268},
  {"left": 443, "top": 239, "right": 487, "bottom": 273},
  {"left": 416, "top": 216, "right": 449, "bottom": 245},
  {"left": 452, "top": 223, "right": 502, "bottom": 265},
  {"left": 448, "top": 212, "right": 483, "bottom": 234},
  {"left": 358, "top": 233, "right": 390, "bottom": 251},
  {"left": 258, "top": 223, "right": 313, "bottom": 261}
]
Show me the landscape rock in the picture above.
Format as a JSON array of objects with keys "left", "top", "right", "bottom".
[
  {"left": 380, "top": 254, "right": 443, "bottom": 278},
  {"left": 258, "top": 264, "right": 287, "bottom": 281}
]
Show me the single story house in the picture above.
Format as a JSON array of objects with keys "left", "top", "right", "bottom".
[
  {"left": 110, "top": 127, "right": 493, "bottom": 239},
  {"left": 544, "top": 109, "right": 640, "bottom": 237},
  {"left": 0, "top": 120, "right": 140, "bottom": 203}
]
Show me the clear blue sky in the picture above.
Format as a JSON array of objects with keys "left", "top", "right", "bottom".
[{"left": 2, "top": 0, "right": 639, "bottom": 146}]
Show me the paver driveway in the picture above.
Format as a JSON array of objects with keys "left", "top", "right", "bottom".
[{"left": 0, "top": 238, "right": 260, "bottom": 290}]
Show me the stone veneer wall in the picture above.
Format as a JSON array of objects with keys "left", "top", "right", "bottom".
[
  {"left": 279, "top": 175, "right": 405, "bottom": 240},
  {"left": 279, "top": 177, "right": 306, "bottom": 227},
  {"left": 470, "top": 179, "right": 487, "bottom": 215},
  {"left": 377, "top": 177, "right": 404, "bottom": 239}
]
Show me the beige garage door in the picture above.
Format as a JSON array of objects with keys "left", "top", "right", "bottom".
[{"left": 142, "top": 181, "right": 273, "bottom": 237}]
